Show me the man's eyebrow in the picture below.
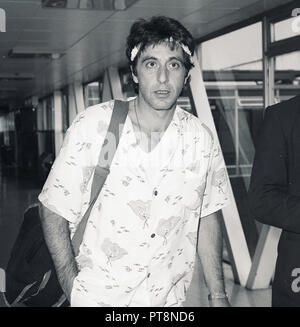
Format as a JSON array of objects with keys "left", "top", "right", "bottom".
[
  {"left": 141, "top": 56, "right": 184, "bottom": 63},
  {"left": 169, "top": 56, "right": 184, "bottom": 63},
  {"left": 141, "top": 56, "right": 157, "bottom": 63}
]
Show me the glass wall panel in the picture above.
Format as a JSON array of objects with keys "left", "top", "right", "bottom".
[
  {"left": 0, "top": 112, "right": 16, "bottom": 167},
  {"left": 61, "top": 88, "right": 69, "bottom": 133},
  {"left": 0, "top": 112, "right": 15, "bottom": 147},
  {"left": 274, "top": 50, "right": 300, "bottom": 102},
  {"left": 84, "top": 81, "right": 101, "bottom": 107},
  {"left": 177, "top": 96, "right": 194, "bottom": 115},
  {"left": 45, "top": 96, "right": 54, "bottom": 131},
  {"left": 35, "top": 96, "right": 55, "bottom": 182},
  {"left": 37, "top": 96, "right": 54, "bottom": 132},
  {"left": 200, "top": 22, "right": 264, "bottom": 257},
  {"left": 273, "top": 15, "right": 300, "bottom": 42}
]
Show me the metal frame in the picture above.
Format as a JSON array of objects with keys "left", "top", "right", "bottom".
[
  {"left": 246, "top": 225, "right": 281, "bottom": 289},
  {"left": 67, "top": 81, "right": 85, "bottom": 124},
  {"left": 107, "top": 67, "right": 124, "bottom": 100},
  {"left": 102, "top": 69, "right": 113, "bottom": 102},
  {"left": 263, "top": 16, "right": 275, "bottom": 109},
  {"left": 102, "top": 67, "right": 124, "bottom": 102},
  {"left": 53, "top": 90, "right": 63, "bottom": 156},
  {"left": 195, "top": 0, "right": 300, "bottom": 45},
  {"left": 234, "top": 89, "right": 239, "bottom": 177},
  {"left": 68, "top": 84, "right": 77, "bottom": 124},
  {"left": 73, "top": 81, "right": 85, "bottom": 114},
  {"left": 189, "top": 53, "right": 252, "bottom": 287},
  {"left": 195, "top": 1, "right": 300, "bottom": 290},
  {"left": 246, "top": 4, "right": 300, "bottom": 290}
]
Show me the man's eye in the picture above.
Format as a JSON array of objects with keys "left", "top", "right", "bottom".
[
  {"left": 169, "top": 61, "right": 181, "bottom": 69},
  {"left": 145, "top": 61, "right": 157, "bottom": 69}
]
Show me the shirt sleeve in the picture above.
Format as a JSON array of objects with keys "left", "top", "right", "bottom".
[
  {"left": 200, "top": 138, "right": 230, "bottom": 218},
  {"left": 38, "top": 112, "right": 89, "bottom": 223}
]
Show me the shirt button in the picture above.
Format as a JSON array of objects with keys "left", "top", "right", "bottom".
[
  {"left": 151, "top": 233, "right": 155, "bottom": 238},
  {"left": 153, "top": 189, "right": 158, "bottom": 196},
  {"left": 147, "top": 273, "right": 151, "bottom": 278}
]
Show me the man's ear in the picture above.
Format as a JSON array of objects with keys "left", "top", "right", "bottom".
[{"left": 131, "top": 66, "right": 138, "bottom": 84}]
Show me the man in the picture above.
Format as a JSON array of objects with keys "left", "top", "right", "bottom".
[
  {"left": 39, "top": 16, "right": 230, "bottom": 307},
  {"left": 248, "top": 95, "right": 300, "bottom": 306}
]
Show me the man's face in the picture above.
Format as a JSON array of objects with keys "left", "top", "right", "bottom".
[{"left": 133, "top": 42, "right": 187, "bottom": 111}]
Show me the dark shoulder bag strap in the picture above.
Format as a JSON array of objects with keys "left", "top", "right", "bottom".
[{"left": 71, "top": 100, "right": 129, "bottom": 255}]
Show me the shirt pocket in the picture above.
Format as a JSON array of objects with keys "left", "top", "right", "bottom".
[{"left": 182, "top": 171, "right": 206, "bottom": 211}]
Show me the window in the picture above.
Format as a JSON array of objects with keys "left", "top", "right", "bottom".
[
  {"left": 37, "top": 96, "right": 54, "bottom": 131},
  {"left": 84, "top": 81, "right": 101, "bottom": 107},
  {"left": 273, "top": 15, "right": 300, "bottom": 42},
  {"left": 0, "top": 112, "right": 14, "bottom": 147},
  {"left": 45, "top": 96, "right": 54, "bottom": 130},
  {"left": 274, "top": 50, "right": 300, "bottom": 102},
  {"left": 201, "top": 22, "right": 263, "bottom": 181},
  {"left": 200, "top": 22, "right": 264, "bottom": 257}
]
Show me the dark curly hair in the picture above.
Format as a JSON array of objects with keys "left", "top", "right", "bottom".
[{"left": 126, "top": 16, "right": 195, "bottom": 92}]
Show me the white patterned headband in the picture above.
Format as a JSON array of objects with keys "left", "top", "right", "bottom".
[{"left": 130, "top": 37, "right": 193, "bottom": 62}]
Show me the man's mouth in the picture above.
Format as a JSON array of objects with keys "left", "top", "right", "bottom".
[{"left": 154, "top": 90, "right": 170, "bottom": 96}]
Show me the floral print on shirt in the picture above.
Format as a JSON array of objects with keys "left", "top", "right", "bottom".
[{"left": 38, "top": 99, "right": 230, "bottom": 307}]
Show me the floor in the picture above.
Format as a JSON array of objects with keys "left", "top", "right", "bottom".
[
  {"left": 0, "top": 166, "right": 41, "bottom": 270},
  {"left": 0, "top": 164, "right": 271, "bottom": 307}
]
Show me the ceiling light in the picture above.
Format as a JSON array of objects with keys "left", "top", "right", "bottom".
[
  {"left": 7, "top": 48, "right": 64, "bottom": 60},
  {"left": 51, "top": 53, "right": 61, "bottom": 60},
  {"left": 41, "top": 0, "right": 138, "bottom": 10},
  {"left": 0, "top": 73, "right": 35, "bottom": 81}
]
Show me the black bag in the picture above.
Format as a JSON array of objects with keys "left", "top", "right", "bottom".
[
  {"left": 4, "top": 100, "right": 129, "bottom": 307},
  {"left": 5, "top": 205, "right": 68, "bottom": 307}
]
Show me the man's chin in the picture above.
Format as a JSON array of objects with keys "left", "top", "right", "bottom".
[
  {"left": 153, "top": 106, "right": 174, "bottom": 111},
  {"left": 151, "top": 99, "right": 177, "bottom": 111}
]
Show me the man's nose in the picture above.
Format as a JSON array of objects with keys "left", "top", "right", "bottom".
[{"left": 157, "top": 65, "right": 168, "bottom": 84}]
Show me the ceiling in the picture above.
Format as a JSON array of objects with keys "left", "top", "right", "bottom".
[{"left": 0, "top": 0, "right": 295, "bottom": 109}]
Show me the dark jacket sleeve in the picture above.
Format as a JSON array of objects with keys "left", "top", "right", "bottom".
[{"left": 248, "top": 105, "right": 300, "bottom": 233}]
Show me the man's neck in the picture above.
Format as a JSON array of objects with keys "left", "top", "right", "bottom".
[{"left": 133, "top": 96, "right": 176, "bottom": 133}]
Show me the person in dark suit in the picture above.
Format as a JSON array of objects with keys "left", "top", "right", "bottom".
[{"left": 248, "top": 94, "right": 300, "bottom": 306}]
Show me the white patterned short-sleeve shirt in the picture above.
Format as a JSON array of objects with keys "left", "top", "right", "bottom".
[{"left": 38, "top": 99, "right": 230, "bottom": 307}]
